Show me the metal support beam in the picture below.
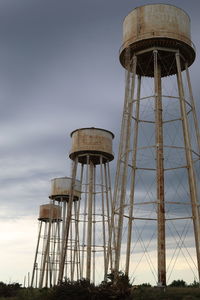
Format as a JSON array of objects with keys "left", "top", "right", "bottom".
[
  {"left": 176, "top": 52, "right": 200, "bottom": 282},
  {"left": 114, "top": 55, "right": 137, "bottom": 273},
  {"left": 125, "top": 75, "right": 141, "bottom": 275},
  {"left": 185, "top": 63, "right": 200, "bottom": 153},
  {"left": 58, "top": 158, "right": 78, "bottom": 283},
  {"left": 31, "top": 222, "right": 42, "bottom": 287},
  {"left": 154, "top": 50, "right": 166, "bottom": 286},
  {"left": 86, "top": 160, "right": 94, "bottom": 280},
  {"left": 39, "top": 209, "right": 53, "bottom": 288}
]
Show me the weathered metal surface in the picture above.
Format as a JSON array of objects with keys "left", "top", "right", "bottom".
[
  {"left": 120, "top": 4, "right": 195, "bottom": 75},
  {"left": 176, "top": 52, "right": 200, "bottom": 281},
  {"left": 112, "top": 2, "right": 200, "bottom": 288},
  {"left": 154, "top": 51, "right": 166, "bottom": 286},
  {"left": 123, "top": 4, "right": 192, "bottom": 49},
  {"left": 49, "top": 177, "right": 81, "bottom": 201},
  {"left": 59, "top": 129, "right": 114, "bottom": 283},
  {"left": 69, "top": 127, "right": 114, "bottom": 164},
  {"left": 38, "top": 204, "right": 62, "bottom": 222}
]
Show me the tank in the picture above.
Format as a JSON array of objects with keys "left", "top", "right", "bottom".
[
  {"left": 38, "top": 204, "right": 62, "bottom": 222},
  {"left": 49, "top": 177, "right": 81, "bottom": 201},
  {"left": 119, "top": 4, "right": 195, "bottom": 76},
  {"left": 69, "top": 127, "right": 114, "bottom": 164}
]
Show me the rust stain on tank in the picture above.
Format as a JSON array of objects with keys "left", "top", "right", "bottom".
[
  {"left": 49, "top": 177, "right": 81, "bottom": 201},
  {"left": 69, "top": 128, "right": 114, "bottom": 164},
  {"left": 38, "top": 204, "right": 62, "bottom": 222},
  {"left": 120, "top": 4, "right": 195, "bottom": 75}
]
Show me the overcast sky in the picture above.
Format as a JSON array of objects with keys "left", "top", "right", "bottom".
[{"left": 0, "top": 0, "right": 200, "bottom": 285}]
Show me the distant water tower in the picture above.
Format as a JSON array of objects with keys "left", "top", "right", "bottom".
[
  {"left": 31, "top": 203, "right": 62, "bottom": 288},
  {"left": 58, "top": 127, "right": 114, "bottom": 283},
  {"left": 49, "top": 177, "right": 81, "bottom": 281},
  {"left": 113, "top": 4, "right": 200, "bottom": 286}
]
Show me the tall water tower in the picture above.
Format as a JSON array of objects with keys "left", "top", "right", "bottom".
[
  {"left": 113, "top": 4, "right": 200, "bottom": 286},
  {"left": 58, "top": 127, "right": 114, "bottom": 283}
]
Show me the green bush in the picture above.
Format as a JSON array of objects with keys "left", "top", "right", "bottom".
[
  {"left": 49, "top": 279, "right": 95, "bottom": 300},
  {"left": 0, "top": 282, "right": 21, "bottom": 298},
  {"left": 49, "top": 275, "right": 132, "bottom": 300},
  {"left": 169, "top": 279, "right": 187, "bottom": 287},
  {"left": 188, "top": 280, "right": 200, "bottom": 288},
  {"left": 3, "top": 277, "right": 200, "bottom": 300},
  {"left": 139, "top": 283, "right": 152, "bottom": 287},
  {"left": 16, "top": 287, "right": 50, "bottom": 300}
]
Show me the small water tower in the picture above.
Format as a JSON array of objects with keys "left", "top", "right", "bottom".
[
  {"left": 49, "top": 177, "right": 81, "bottom": 280},
  {"left": 31, "top": 203, "right": 62, "bottom": 288}
]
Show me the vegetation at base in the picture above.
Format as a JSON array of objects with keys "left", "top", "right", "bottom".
[
  {"left": 130, "top": 286, "right": 200, "bottom": 300},
  {"left": 169, "top": 279, "right": 187, "bottom": 287},
  {"left": 47, "top": 272, "right": 132, "bottom": 300},
  {"left": 0, "top": 282, "right": 21, "bottom": 298},
  {"left": 1, "top": 275, "right": 200, "bottom": 300}
]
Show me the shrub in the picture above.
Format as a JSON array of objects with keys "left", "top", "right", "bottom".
[
  {"left": 169, "top": 279, "right": 187, "bottom": 287},
  {"left": 49, "top": 279, "right": 95, "bottom": 300},
  {"left": 16, "top": 287, "right": 50, "bottom": 300},
  {"left": 139, "top": 283, "right": 151, "bottom": 287},
  {"left": 188, "top": 280, "right": 200, "bottom": 288},
  {"left": 0, "top": 282, "right": 21, "bottom": 297}
]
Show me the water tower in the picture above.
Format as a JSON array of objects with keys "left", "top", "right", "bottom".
[
  {"left": 49, "top": 177, "right": 81, "bottom": 281},
  {"left": 31, "top": 203, "right": 62, "bottom": 288},
  {"left": 113, "top": 4, "right": 200, "bottom": 286},
  {"left": 58, "top": 127, "right": 114, "bottom": 283}
]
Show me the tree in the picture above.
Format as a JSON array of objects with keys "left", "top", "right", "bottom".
[
  {"left": 169, "top": 279, "right": 187, "bottom": 287},
  {"left": 0, "top": 281, "right": 21, "bottom": 297},
  {"left": 189, "top": 279, "right": 200, "bottom": 288},
  {"left": 140, "top": 283, "right": 151, "bottom": 287}
]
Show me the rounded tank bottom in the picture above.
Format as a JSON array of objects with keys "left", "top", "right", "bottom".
[
  {"left": 119, "top": 38, "right": 195, "bottom": 77},
  {"left": 69, "top": 150, "right": 114, "bottom": 164}
]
